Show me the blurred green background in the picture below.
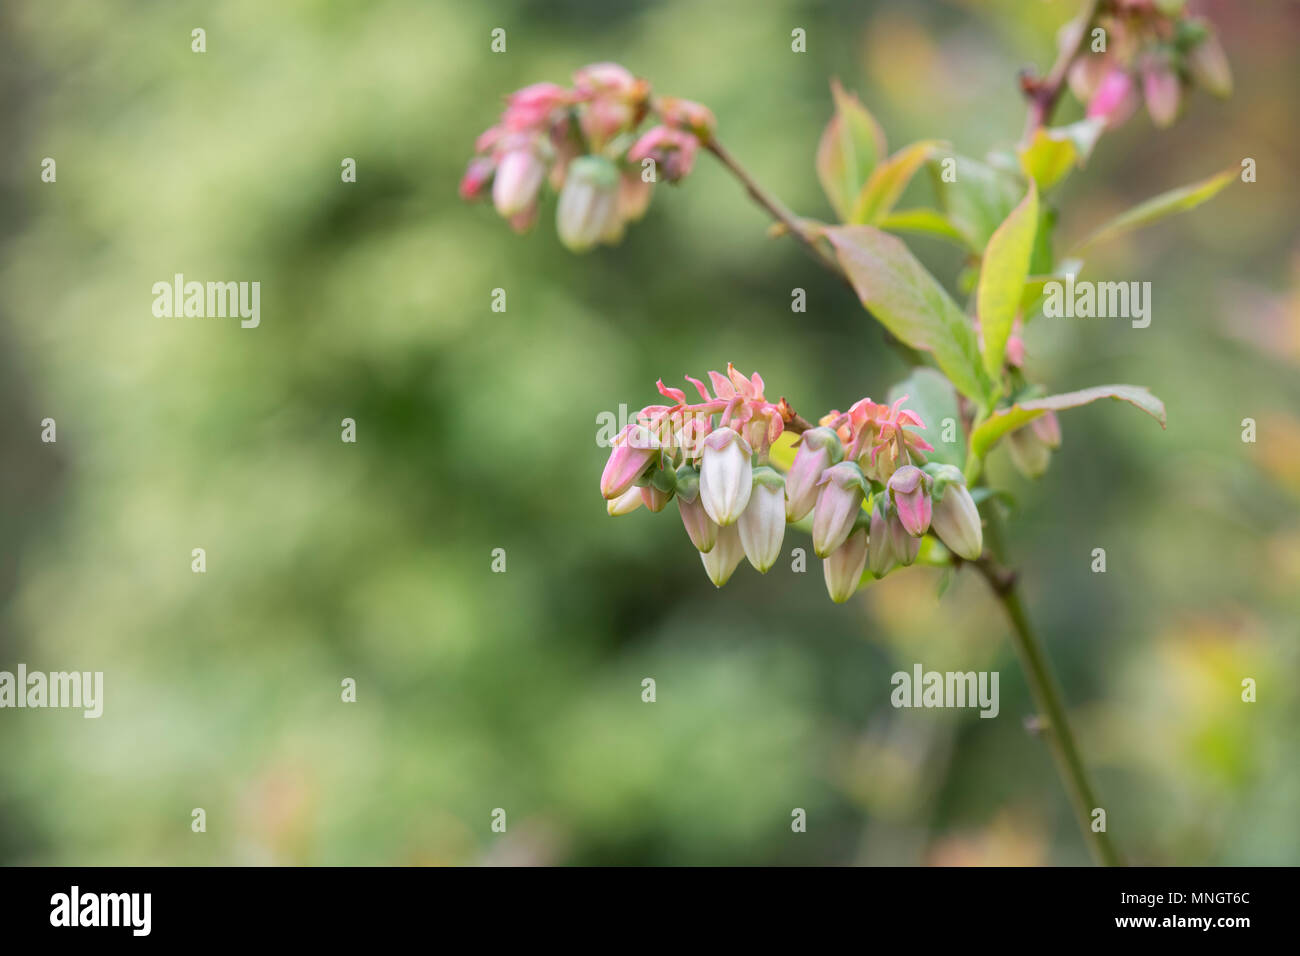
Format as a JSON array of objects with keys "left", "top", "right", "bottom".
[{"left": 1, "top": 0, "right": 1296, "bottom": 865}]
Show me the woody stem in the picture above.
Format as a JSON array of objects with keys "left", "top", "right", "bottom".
[{"left": 973, "top": 545, "right": 1122, "bottom": 866}]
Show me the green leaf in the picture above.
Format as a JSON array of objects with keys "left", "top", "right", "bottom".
[
  {"left": 816, "top": 79, "right": 887, "bottom": 222},
  {"left": 1017, "top": 119, "right": 1103, "bottom": 191},
  {"left": 887, "top": 368, "right": 965, "bottom": 468},
  {"left": 1020, "top": 258, "right": 1084, "bottom": 317},
  {"left": 928, "top": 154, "right": 1024, "bottom": 250},
  {"left": 1075, "top": 166, "right": 1237, "bottom": 252},
  {"left": 977, "top": 182, "right": 1039, "bottom": 379},
  {"left": 968, "top": 384, "right": 1167, "bottom": 462},
  {"left": 825, "top": 225, "right": 994, "bottom": 405},
  {"left": 851, "top": 140, "right": 945, "bottom": 225},
  {"left": 876, "top": 208, "right": 972, "bottom": 249}
]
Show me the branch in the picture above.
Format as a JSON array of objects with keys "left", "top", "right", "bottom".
[
  {"left": 971, "top": 550, "right": 1123, "bottom": 866},
  {"left": 1021, "top": 0, "right": 1103, "bottom": 138},
  {"left": 704, "top": 137, "right": 842, "bottom": 276}
]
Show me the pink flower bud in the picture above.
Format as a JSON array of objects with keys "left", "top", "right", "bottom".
[
  {"left": 1068, "top": 52, "right": 1109, "bottom": 105},
  {"left": 1006, "top": 424, "right": 1052, "bottom": 479},
  {"left": 888, "top": 465, "right": 932, "bottom": 537},
  {"left": 573, "top": 62, "right": 641, "bottom": 99},
  {"left": 638, "top": 464, "right": 677, "bottom": 513},
  {"left": 627, "top": 126, "right": 699, "bottom": 183},
  {"left": 607, "top": 486, "right": 643, "bottom": 516},
  {"left": 931, "top": 482, "right": 983, "bottom": 561},
  {"left": 640, "top": 484, "right": 671, "bottom": 512},
  {"left": 492, "top": 148, "right": 545, "bottom": 218},
  {"left": 503, "top": 82, "right": 571, "bottom": 132},
  {"left": 600, "top": 423, "right": 658, "bottom": 499},
  {"left": 1186, "top": 28, "right": 1232, "bottom": 98},
  {"left": 888, "top": 508, "right": 920, "bottom": 566},
  {"left": 573, "top": 63, "right": 647, "bottom": 150},
  {"left": 459, "top": 157, "right": 495, "bottom": 201},
  {"left": 657, "top": 97, "right": 717, "bottom": 139},
  {"left": 1031, "top": 410, "right": 1062, "bottom": 448},
  {"left": 556, "top": 156, "right": 620, "bottom": 253},
  {"left": 678, "top": 493, "right": 718, "bottom": 553},
  {"left": 1087, "top": 69, "right": 1139, "bottom": 129},
  {"left": 824, "top": 527, "right": 869, "bottom": 603},
  {"left": 785, "top": 427, "right": 841, "bottom": 522},
  {"left": 1141, "top": 56, "right": 1181, "bottom": 129},
  {"left": 868, "top": 501, "right": 895, "bottom": 578},
  {"left": 699, "top": 427, "right": 753, "bottom": 527},
  {"left": 618, "top": 173, "right": 653, "bottom": 224},
  {"left": 738, "top": 468, "right": 786, "bottom": 573},
  {"left": 700, "top": 521, "right": 745, "bottom": 588},
  {"left": 812, "top": 462, "right": 868, "bottom": 558}
]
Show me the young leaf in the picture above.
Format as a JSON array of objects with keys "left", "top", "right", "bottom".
[
  {"left": 876, "top": 208, "right": 973, "bottom": 249},
  {"left": 825, "top": 225, "right": 994, "bottom": 405},
  {"left": 1017, "top": 119, "right": 1103, "bottom": 191},
  {"left": 1075, "top": 166, "right": 1236, "bottom": 252},
  {"left": 968, "top": 384, "right": 1166, "bottom": 462},
  {"left": 886, "top": 368, "right": 965, "bottom": 467},
  {"left": 928, "top": 154, "right": 1024, "bottom": 250},
  {"left": 978, "top": 182, "right": 1039, "bottom": 379},
  {"left": 851, "top": 140, "right": 945, "bottom": 225},
  {"left": 816, "top": 80, "right": 887, "bottom": 222},
  {"left": 1020, "top": 257, "right": 1084, "bottom": 316}
]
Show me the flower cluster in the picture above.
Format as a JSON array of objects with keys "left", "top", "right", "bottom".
[
  {"left": 460, "top": 62, "right": 716, "bottom": 252},
  {"left": 599, "top": 367, "right": 985, "bottom": 603},
  {"left": 1064, "top": 1, "right": 1232, "bottom": 129}
]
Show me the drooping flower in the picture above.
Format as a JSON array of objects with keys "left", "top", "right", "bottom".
[
  {"left": 618, "top": 173, "right": 653, "bottom": 223},
  {"left": 1032, "top": 410, "right": 1062, "bottom": 448},
  {"left": 640, "top": 463, "right": 676, "bottom": 512},
  {"left": 887, "top": 505, "right": 920, "bottom": 567},
  {"left": 1087, "top": 69, "right": 1139, "bottom": 129},
  {"left": 824, "top": 526, "right": 869, "bottom": 603},
  {"left": 556, "top": 155, "right": 622, "bottom": 252},
  {"left": 656, "top": 96, "right": 717, "bottom": 140},
  {"left": 931, "top": 480, "right": 983, "bottom": 561},
  {"left": 502, "top": 82, "right": 572, "bottom": 132},
  {"left": 572, "top": 63, "right": 649, "bottom": 149},
  {"left": 493, "top": 147, "right": 546, "bottom": 218},
  {"left": 812, "top": 461, "right": 868, "bottom": 558},
  {"left": 628, "top": 126, "right": 700, "bottom": 183},
  {"left": 868, "top": 498, "right": 896, "bottom": 578},
  {"left": 738, "top": 467, "right": 786, "bottom": 573},
  {"left": 700, "top": 521, "right": 745, "bottom": 587},
  {"left": 1007, "top": 425, "right": 1052, "bottom": 478},
  {"left": 785, "top": 426, "right": 843, "bottom": 522},
  {"left": 459, "top": 156, "right": 495, "bottom": 201},
  {"left": 600, "top": 423, "right": 659, "bottom": 499},
  {"left": 888, "top": 465, "right": 932, "bottom": 538},
  {"left": 1185, "top": 25, "right": 1232, "bottom": 97},
  {"left": 674, "top": 465, "right": 718, "bottom": 553},
  {"left": 699, "top": 427, "right": 753, "bottom": 527},
  {"left": 1141, "top": 53, "right": 1181, "bottom": 128},
  {"left": 606, "top": 486, "right": 643, "bottom": 516}
]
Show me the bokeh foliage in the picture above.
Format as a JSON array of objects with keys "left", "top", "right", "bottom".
[{"left": 0, "top": 0, "right": 1296, "bottom": 865}]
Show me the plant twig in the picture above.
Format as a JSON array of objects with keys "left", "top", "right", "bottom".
[
  {"left": 703, "top": 137, "right": 843, "bottom": 275},
  {"left": 702, "top": 137, "right": 928, "bottom": 369},
  {"left": 972, "top": 550, "right": 1122, "bottom": 866},
  {"left": 1021, "top": 0, "right": 1103, "bottom": 139}
]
